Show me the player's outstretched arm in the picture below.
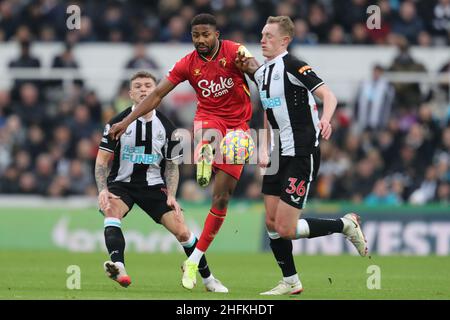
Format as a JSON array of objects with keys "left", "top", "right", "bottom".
[
  {"left": 313, "top": 84, "right": 337, "bottom": 140},
  {"left": 109, "top": 78, "right": 176, "bottom": 140}
]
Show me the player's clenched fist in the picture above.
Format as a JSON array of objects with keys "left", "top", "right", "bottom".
[{"left": 109, "top": 121, "right": 127, "bottom": 140}]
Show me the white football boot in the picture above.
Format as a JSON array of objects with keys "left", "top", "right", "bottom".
[
  {"left": 103, "top": 261, "right": 131, "bottom": 288},
  {"left": 342, "top": 213, "right": 368, "bottom": 257},
  {"left": 204, "top": 278, "right": 229, "bottom": 293},
  {"left": 260, "top": 280, "right": 303, "bottom": 295}
]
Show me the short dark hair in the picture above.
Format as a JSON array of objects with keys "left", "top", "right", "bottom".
[
  {"left": 130, "top": 71, "right": 157, "bottom": 85},
  {"left": 191, "top": 13, "right": 216, "bottom": 27}
]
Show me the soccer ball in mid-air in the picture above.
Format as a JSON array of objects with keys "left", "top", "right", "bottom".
[{"left": 220, "top": 130, "right": 255, "bottom": 164}]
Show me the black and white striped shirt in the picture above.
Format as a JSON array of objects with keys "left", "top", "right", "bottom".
[
  {"left": 100, "top": 106, "right": 182, "bottom": 186},
  {"left": 254, "top": 51, "right": 323, "bottom": 156}
]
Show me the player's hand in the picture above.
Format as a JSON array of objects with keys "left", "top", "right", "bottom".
[
  {"left": 167, "top": 196, "right": 182, "bottom": 220},
  {"left": 235, "top": 50, "right": 250, "bottom": 72},
  {"left": 98, "top": 189, "right": 120, "bottom": 212},
  {"left": 318, "top": 118, "right": 332, "bottom": 140},
  {"left": 109, "top": 121, "right": 127, "bottom": 141},
  {"left": 259, "top": 148, "right": 270, "bottom": 168}
]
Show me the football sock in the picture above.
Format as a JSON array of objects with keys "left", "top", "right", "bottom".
[
  {"left": 268, "top": 231, "right": 297, "bottom": 277},
  {"left": 180, "top": 232, "right": 211, "bottom": 279},
  {"left": 283, "top": 273, "right": 300, "bottom": 285},
  {"left": 195, "top": 207, "right": 227, "bottom": 255},
  {"left": 104, "top": 217, "right": 125, "bottom": 264},
  {"left": 296, "top": 218, "right": 344, "bottom": 239}
]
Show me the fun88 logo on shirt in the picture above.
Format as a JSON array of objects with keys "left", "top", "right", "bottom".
[
  {"left": 260, "top": 91, "right": 281, "bottom": 110},
  {"left": 122, "top": 145, "right": 160, "bottom": 164}
]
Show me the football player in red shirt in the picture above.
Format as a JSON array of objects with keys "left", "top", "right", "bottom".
[{"left": 109, "top": 13, "right": 259, "bottom": 291}]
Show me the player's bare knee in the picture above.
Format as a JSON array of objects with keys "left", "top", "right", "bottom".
[
  {"left": 276, "top": 224, "right": 295, "bottom": 239},
  {"left": 175, "top": 227, "right": 191, "bottom": 243},
  {"left": 212, "top": 191, "right": 231, "bottom": 210}
]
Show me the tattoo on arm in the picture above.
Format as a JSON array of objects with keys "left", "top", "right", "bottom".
[
  {"left": 95, "top": 163, "right": 109, "bottom": 193},
  {"left": 165, "top": 160, "right": 179, "bottom": 198}
]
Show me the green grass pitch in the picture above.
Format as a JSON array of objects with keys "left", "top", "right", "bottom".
[{"left": 1, "top": 251, "right": 449, "bottom": 300}]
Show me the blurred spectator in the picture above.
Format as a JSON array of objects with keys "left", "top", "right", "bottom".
[
  {"left": 159, "top": 16, "right": 190, "bottom": 42},
  {"left": 409, "top": 166, "right": 438, "bottom": 204},
  {"left": 0, "top": 166, "right": 20, "bottom": 193},
  {"left": 83, "top": 91, "right": 103, "bottom": 124},
  {"left": 68, "top": 105, "right": 98, "bottom": 142},
  {"left": 307, "top": 2, "right": 330, "bottom": 43},
  {"left": 350, "top": 158, "right": 378, "bottom": 202},
  {"left": 389, "top": 37, "right": 427, "bottom": 110},
  {"left": 364, "top": 178, "right": 402, "bottom": 206},
  {"left": 15, "top": 150, "right": 31, "bottom": 172},
  {"left": 354, "top": 65, "right": 395, "bottom": 131},
  {"left": 14, "top": 83, "right": 46, "bottom": 127},
  {"left": 125, "top": 42, "right": 159, "bottom": 70},
  {"left": 392, "top": 0, "right": 425, "bottom": 44},
  {"left": 328, "top": 25, "right": 347, "bottom": 45},
  {"left": 351, "top": 23, "right": 371, "bottom": 44},
  {"left": 9, "top": 41, "right": 41, "bottom": 97},
  {"left": 0, "top": 1, "right": 18, "bottom": 40},
  {"left": 35, "top": 153, "right": 54, "bottom": 195},
  {"left": 18, "top": 172, "right": 38, "bottom": 194},
  {"left": 24, "top": 125, "right": 47, "bottom": 160},
  {"left": 52, "top": 43, "right": 79, "bottom": 69},
  {"left": 68, "top": 159, "right": 94, "bottom": 195},
  {"left": 435, "top": 182, "right": 450, "bottom": 204},
  {"left": 291, "top": 18, "right": 317, "bottom": 45},
  {"left": 431, "top": 0, "right": 450, "bottom": 40},
  {"left": 9, "top": 41, "right": 40, "bottom": 69}
]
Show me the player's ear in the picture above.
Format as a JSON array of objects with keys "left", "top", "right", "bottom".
[{"left": 215, "top": 30, "right": 220, "bottom": 39}]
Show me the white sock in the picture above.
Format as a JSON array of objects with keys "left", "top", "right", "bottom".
[
  {"left": 295, "top": 219, "right": 310, "bottom": 239},
  {"left": 188, "top": 247, "right": 204, "bottom": 264},
  {"left": 283, "top": 274, "right": 299, "bottom": 285},
  {"left": 115, "top": 261, "right": 125, "bottom": 270},
  {"left": 267, "top": 230, "right": 280, "bottom": 239},
  {"left": 202, "top": 274, "right": 215, "bottom": 284}
]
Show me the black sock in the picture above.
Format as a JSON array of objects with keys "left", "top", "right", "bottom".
[
  {"left": 304, "top": 218, "right": 344, "bottom": 238},
  {"left": 182, "top": 238, "right": 211, "bottom": 279},
  {"left": 269, "top": 237, "right": 297, "bottom": 277},
  {"left": 104, "top": 226, "right": 125, "bottom": 264}
]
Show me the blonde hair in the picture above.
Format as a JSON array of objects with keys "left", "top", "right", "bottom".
[{"left": 266, "top": 16, "right": 294, "bottom": 39}]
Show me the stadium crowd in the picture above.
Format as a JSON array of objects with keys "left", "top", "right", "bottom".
[
  {"left": 0, "top": 0, "right": 449, "bottom": 205},
  {"left": 1, "top": 0, "right": 450, "bottom": 46}
]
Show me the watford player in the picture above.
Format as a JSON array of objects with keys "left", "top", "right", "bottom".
[{"left": 109, "top": 13, "right": 259, "bottom": 290}]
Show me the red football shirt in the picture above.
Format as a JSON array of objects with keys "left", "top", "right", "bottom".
[{"left": 166, "top": 40, "right": 252, "bottom": 128}]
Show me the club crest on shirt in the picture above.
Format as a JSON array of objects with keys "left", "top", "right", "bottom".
[
  {"left": 219, "top": 57, "right": 227, "bottom": 67},
  {"left": 156, "top": 131, "right": 164, "bottom": 141},
  {"left": 273, "top": 72, "right": 281, "bottom": 80},
  {"left": 194, "top": 68, "right": 201, "bottom": 76}
]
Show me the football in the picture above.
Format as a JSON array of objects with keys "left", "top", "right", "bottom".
[{"left": 220, "top": 130, "right": 255, "bottom": 164}]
